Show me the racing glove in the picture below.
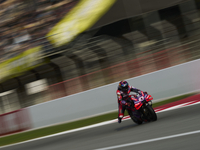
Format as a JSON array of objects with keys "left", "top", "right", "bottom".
[{"left": 138, "top": 91, "right": 148, "bottom": 95}]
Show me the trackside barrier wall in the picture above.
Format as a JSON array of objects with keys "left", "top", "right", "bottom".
[
  {"left": 0, "top": 109, "right": 31, "bottom": 136},
  {"left": 28, "top": 59, "right": 200, "bottom": 128}
]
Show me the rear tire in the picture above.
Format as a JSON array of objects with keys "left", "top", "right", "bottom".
[
  {"left": 131, "top": 116, "right": 143, "bottom": 125},
  {"left": 128, "top": 110, "right": 143, "bottom": 125}
]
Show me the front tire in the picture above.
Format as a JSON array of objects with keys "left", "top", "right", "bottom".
[{"left": 143, "top": 105, "right": 157, "bottom": 121}]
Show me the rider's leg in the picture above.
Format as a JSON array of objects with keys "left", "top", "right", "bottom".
[{"left": 118, "top": 103, "right": 126, "bottom": 123}]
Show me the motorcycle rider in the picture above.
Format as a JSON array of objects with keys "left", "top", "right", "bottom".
[{"left": 116, "top": 80, "right": 147, "bottom": 123}]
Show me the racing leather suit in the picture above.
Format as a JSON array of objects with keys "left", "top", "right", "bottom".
[{"left": 116, "top": 85, "right": 142, "bottom": 120}]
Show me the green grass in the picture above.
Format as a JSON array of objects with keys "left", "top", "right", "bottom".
[{"left": 0, "top": 92, "right": 196, "bottom": 147}]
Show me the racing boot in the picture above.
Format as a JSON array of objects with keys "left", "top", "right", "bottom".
[
  {"left": 118, "top": 115, "right": 123, "bottom": 123},
  {"left": 118, "top": 117, "right": 122, "bottom": 123}
]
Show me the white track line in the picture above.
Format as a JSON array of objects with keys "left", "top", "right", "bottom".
[
  {"left": 95, "top": 130, "right": 200, "bottom": 150},
  {"left": 0, "top": 101, "right": 200, "bottom": 149}
]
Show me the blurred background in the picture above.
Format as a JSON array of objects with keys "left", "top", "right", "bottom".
[{"left": 0, "top": 0, "right": 200, "bottom": 114}]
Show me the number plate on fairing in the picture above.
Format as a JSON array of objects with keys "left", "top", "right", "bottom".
[{"left": 138, "top": 96, "right": 144, "bottom": 101}]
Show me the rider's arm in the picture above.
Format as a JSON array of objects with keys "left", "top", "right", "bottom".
[
  {"left": 116, "top": 90, "right": 126, "bottom": 105},
  {"left": 130, "top": 86, "right": 142, "bottom": 94}
]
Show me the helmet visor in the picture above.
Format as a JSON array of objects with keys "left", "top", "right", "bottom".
[{"left": 121, "top": 85, "right": 128, "bottom": 92}]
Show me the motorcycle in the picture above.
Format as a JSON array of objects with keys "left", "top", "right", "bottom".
[{"left": 126, "top": 91, "right": 157, "bottom": 124}]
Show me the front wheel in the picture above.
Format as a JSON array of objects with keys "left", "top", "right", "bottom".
[{"left": 143, "top": 105, "right": 157, "bottom": 121}]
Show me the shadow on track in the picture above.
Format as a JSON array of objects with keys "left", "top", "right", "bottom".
[{"left": 115, "top": 118, "right": 159, "bottom": 132}]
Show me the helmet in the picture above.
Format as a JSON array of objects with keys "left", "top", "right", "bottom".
[{"left": 119, "top": 81, "right": 129, "bottom": 93}]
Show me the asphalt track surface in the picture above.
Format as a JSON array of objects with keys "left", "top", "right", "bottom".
[{"left": 1, "top": 102, "right": 200, "bottom": 150}]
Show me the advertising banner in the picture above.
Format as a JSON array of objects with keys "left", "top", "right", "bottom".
[
  {"left": 47, "top": 0, "right": 116, "bottom": 47},
  {"left": 0, "top": 46, "right": 45, "bottom": 82}
]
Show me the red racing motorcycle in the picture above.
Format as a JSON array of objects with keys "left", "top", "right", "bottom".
[{"left": 127, "top": 91, "right": 157, "bottom": 124}]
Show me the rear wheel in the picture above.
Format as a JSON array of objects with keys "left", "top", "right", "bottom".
[
  {"left": 128, "top": 110, "right": 143, "bottom": 125},
  {"left": 131, "top": 116, "right": 143, "bottom": 125},
  {"left": 143, "top": 105, "right": 157, "bottom": 121}
]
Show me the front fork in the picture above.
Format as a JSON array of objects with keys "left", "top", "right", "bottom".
[{"left": 140, "top": 103, "right": 151, "bottom": 121}]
